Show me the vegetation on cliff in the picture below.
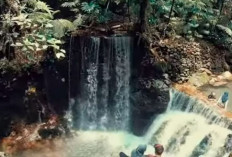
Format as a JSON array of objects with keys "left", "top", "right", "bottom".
[{"left": 0, "top": 0, "right": 232, "bottom": 73}]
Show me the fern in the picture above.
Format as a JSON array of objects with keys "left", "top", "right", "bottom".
[
  {"left": 73, "top": 14, "right": 83, "bottom": 27},
  {"left": 81, "top": 1, "right": 100, "bottom": 14},
  {"left": 35, "top": 1, "right": 53, "bottom": 15},
  {"left": 62, "top": 2, "right": 76, "bottom": 7},
  {"left": 52, "top": 19, "right": 75, "bottom": 38},
  {"left": 61, "top": 0, "right": 80, "bottom": 8},
  {"left": 28, "top": 12, "right": 53, "bottom": 22}
]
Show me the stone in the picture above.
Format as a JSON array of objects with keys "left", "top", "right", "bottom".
[
  {"left": 38, "top": 126, "right": 64, "bottom": 139},
  {"left": 211, "top": 81, "right": 228, "bottom": 86},
  {"left": 188, "top": 72, "right": 211, "bottom": 87},
  {"left": 199, "top": 68, "right": 212, "bottom": 75},
  {"left": 221, "top": 71, "right": 232, "bottom": 80},
  {"left": 209, "top": 78, "right": 217, "bottom": 85},
  {"left": 206, "top": 62, "right": 211, "bottom": 67},
  {"left": 163, "top": 73, "right": 169, "bottom": 79},
  {"left": 180, "top": 73, "right": 186, "bottom": 77},
  {"left": 217, "top": 75, "right": 224, "bottom": 81},
  {"left": 164, "top": 79, "right": 171, "bottom": 86},
  {"left": 0, "top": 152, "right": 7, "bottom": 157}
]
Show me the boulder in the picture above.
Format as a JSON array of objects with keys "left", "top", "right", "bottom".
[
  {"left": 221, "top": 71, "right": 232, "bottom": 80},
  {"left": 208, "top": 71, "right": 232, "bottom": 86},
  {"left": 188, "top": 72, "right": 211, "bottom": 87},
  {"left": 0, "top": 152, "right": 7, "bottom": 157}
]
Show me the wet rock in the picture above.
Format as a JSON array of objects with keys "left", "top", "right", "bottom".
[
  {"left": 225, "top": 134, "right": 232, "bottom": 152},
  {"left": 38, "top": 116, "right": 65, "bottom": 139},
  {"left": 38, "top": 126, "right": 64, "bottom": 139}
]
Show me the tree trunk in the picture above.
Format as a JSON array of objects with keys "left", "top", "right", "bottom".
[
  {"left": 167, "top": 0, "right": 176, "bottom": 24},
  {"left": 139, "top": 0, "right": 149, "bottom": 33}
]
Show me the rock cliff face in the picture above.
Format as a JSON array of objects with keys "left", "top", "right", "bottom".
[
  {"left": 130, "top": 36, "right": 170, "bottom": 135},
  {"left": 0, "top": 35, "right": 230, "bottom": 137},
  {"left": 150, "top": 38, "right": 228, "bottom": 84},
  {"left": 131, "top": 36, "right": 232, "bottom": 134}
]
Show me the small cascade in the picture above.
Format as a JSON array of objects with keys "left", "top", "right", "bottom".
[
  {"left": 72, "top": 36, "right": 132, "bottom": 131},
  {"left": 145, "top": 89, "right": 232, "bottom": 157},
  {"left": 167, "top": 89, "right": 232, "bottom": 127}
]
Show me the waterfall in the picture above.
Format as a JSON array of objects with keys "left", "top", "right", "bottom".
[
  {"left": 72, "top": 36, "right": 132, "bottom": 131},
  {"left": 66, "top": 36, "right": 232, "bottom": 157},
  {"left": 145, "top": 89, "right": 232, "bottom": 157}
]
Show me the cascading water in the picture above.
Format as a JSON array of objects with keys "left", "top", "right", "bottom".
[
  {"left": 66, "top": 36, "right": 232, "bottom": 157},
  {"left": 60, "top": 87, "right": 232, "bottom": 157},
  {"left": 63, "top": 88, "right": 232, "bottom": 157},
  {"left": 72, "top": 36, "right": 132, "bottom": 130},
  {"left": 145, "top": 89, "right": 232, "bottom": 157}
]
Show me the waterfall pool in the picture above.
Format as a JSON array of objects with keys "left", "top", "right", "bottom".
[{"left": 59, "top": 89, "right": 232, "bottom": 157}]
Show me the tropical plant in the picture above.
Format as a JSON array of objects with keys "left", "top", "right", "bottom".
[
  {"left": 0, "top": 0, "right": 75, "bottom": 71},
  {"left": 148, "top": 0, "right": 218, "bottom": 39},
  {"left": 61, "top": 0, "right": 115, "bottom": 25}
]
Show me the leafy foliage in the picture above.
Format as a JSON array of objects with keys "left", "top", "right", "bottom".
[
  {"left": 0, "top": 0, "right": 75, "bottom": 71},
  {"left": 61, "top": 0, "right": 114, "bottom": 24},
  {"left": 1, "top": 0, "right": 232, "bottom": 72},
  {"left": 148, "top": 0, "right": 218, "bottom": 39},
  {"left": 52, "top": 19, "right": 75, "bottom": 38},
  {"left": 61, "top": 0, "right": 80, "bottom": 8}
]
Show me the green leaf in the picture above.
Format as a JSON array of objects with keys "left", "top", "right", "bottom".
[
  {"left": 15, "top": 42, "right": 24, "bottom": 47},
  {"left": 45, "top": 23, "right": 53, "bottom": 28},
  {"left": 56, "top": 52, "right": 65, "bottom": 59},
  {"left": 81, "top": 1, "right": 99, "bottom": 13},
  {"left": 60, "top": 49, "right": 66, "bottom": 53},
  {"left": 52, "top": 19, "right": 75, "bottom": 38},
  {"left": 42, "top": 45, "right": 48, "bottom": 49},
  {"left": 27, "top": 46, "right": 35, "bottom": 51},
  {"left": 188, "top": 22, "right": 199, "bottom": 28},
  {"left": 73, "top": 14, "right": 83, "bottom": 26},
  {"left": 47, "top": 38, "right": 62, "bottom": 44},
  {"left": 35, "top": 1, "right": 53, "bottom": 15}
]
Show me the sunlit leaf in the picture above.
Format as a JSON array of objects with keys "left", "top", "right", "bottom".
[{"left": 56, "top": 52, "right": 65, "bottom": 59}]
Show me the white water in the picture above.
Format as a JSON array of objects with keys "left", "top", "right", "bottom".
[
  {"left": 63, "top": 89, "right": 232, "bottom": 157},
  {"left": 145, "top": 89, "right": 232, "bottom": 157},
  {"left": 73, "top": 36, "right": 132, "bottom": 130},
  {"left": 66, "top": 36, "right": 232, "bottom": 156}
]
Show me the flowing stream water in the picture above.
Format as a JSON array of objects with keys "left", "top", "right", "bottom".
[
  {"left": 66, "top": 36, "right": 232, "bottom": 157},
  {"left": 144, "top": 89, "right": 232, "bottom": 157},
  {"left": 64, "top": 89, "right": 232, "bottom": 157}
]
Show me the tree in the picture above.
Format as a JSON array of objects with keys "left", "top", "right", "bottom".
[{"left": 139, "top": 0, "right": 149, "bottom": 33}]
